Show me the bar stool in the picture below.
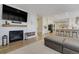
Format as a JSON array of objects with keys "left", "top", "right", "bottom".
[
  {"left": 59, "top": 30, "right": 61, "bottom": 36},
  {"left": 63, "top": 31, "right": 66, "bottom": 37},
  {"left": 56, "top": 30, "right": 59, "bottom": 36},
  {"left": 60, "top": 30, "right": 64, "bottom": 37},
  {"left": 69, "top": 31, "right": 72, "bottom": 37},
  {"left": 72, "top": 31, "right": 78, "bottom": 38},
  {"left": 66, "top": 30, "right": 70, "bottom": 37}
]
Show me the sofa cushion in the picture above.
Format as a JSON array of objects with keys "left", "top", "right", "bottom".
[
  {"left": 63, "top": 47, "right": 79, "bottom": 54},
  {"left": 63, "top": 38, "right": 79, "bottom": 52},
  {"left": 44, "top": 35, "right": 65, "bottom": 44}
]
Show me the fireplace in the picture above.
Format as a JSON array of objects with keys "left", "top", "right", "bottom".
[{"left": 9, "top": 30, "right": 23, "bottom": 43}]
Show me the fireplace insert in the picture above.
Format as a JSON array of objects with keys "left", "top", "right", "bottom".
[{"left": 9, "top": 30, "right": 23, "bottom": 43}]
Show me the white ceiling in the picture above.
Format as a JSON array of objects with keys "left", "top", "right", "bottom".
[{"left": 8, "top": 4, "right": 79, "bottom": 16}]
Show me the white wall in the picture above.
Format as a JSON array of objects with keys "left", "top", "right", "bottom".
[
  {"left": 0, "top": 4, "right": 37, "bottom": 32},
  {"left": 42, "top": 16, "right": 54, "bottom": 35},
  {"left": 0, "top": 5, "right": 2, "bottom": 20},
  {"left": 0, "top": 4, "right": 37, "bottom": 45}
]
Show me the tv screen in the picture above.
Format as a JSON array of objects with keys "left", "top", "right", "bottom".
[{"left": 2, "top": 4, "right": 28, "bottom": 22}]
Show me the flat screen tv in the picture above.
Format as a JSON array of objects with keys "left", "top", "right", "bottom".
[{"left": 2, "top": 4, "right": 28, "bottom": 22}]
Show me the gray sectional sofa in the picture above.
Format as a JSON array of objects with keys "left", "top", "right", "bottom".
[{"left": 44, "top": 36, "right": 79, "bottom": 54}]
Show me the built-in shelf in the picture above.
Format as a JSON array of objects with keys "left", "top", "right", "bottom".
[{"left": 2, "top": 24, "right": 27, "bottom": 27}]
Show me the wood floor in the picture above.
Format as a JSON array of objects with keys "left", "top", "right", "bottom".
[
  {"left": 0, "top": 33, "right": 54, "bottom": 54},
  {"left": 0, "top": 37, "right": 37, "bottom": 54}
]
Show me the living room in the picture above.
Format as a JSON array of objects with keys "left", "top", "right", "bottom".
[
  {"left": 1, "top": 4, "right": 79, "bottom": 54},
  {"left": 1, "top": 0, "right": 79, "bottom": 59}
]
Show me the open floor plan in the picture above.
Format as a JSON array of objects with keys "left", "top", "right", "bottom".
[{"left": 0, "top": 4, "right": 79, "bottom": 54}]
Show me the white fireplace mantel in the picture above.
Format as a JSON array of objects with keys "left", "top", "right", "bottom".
[{"left": 0, "top": 27, "right": 36, "bottom": 45}]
